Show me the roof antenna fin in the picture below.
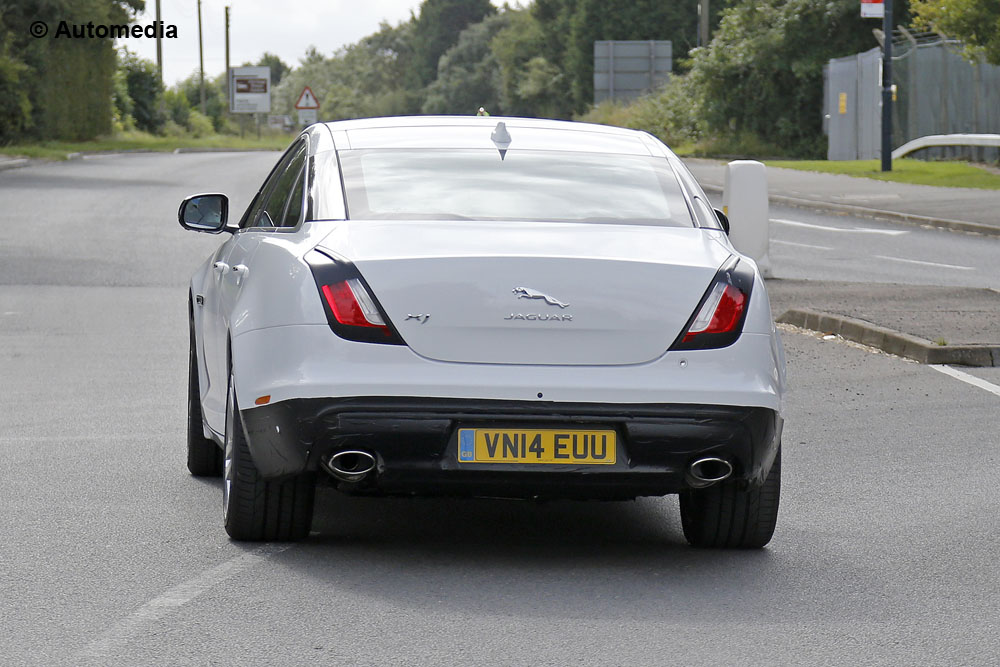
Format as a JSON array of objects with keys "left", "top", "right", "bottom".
[{"left": 491, "top": 121, "right": 512, "bottom": 161}]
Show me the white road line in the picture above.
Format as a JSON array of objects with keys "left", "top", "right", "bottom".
[
  {"left": 76, "top": 544, "right": 291, "bottom": 663},
  {"left": 771, "top": 239, "right": 834, "bottom": 251},
  {"left": 772, "top": 218, "right": 909, "bottom": 235},
  {"left": 930, "top": 365, "right": 1000, "bottom": 398},
  {"left": 874, "top": 255, "right": 975, "bottom": 271}
]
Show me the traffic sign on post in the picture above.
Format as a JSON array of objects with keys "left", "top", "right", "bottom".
[{"left": 294, "top": 87, "right": 320, "bottom": 110}]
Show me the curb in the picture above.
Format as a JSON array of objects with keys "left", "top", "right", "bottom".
[
  {"left": 778, "top": 308, "right": 1000, "bottom": 367},
  {"left": 0, "top": 158, "right": 29, "bottom": 172},
  {"left": 173, "top": 147, "right": 280, "bottom": 153},
  {"left": 699, "top": 183, "right": 1000, "bottom": 238}
]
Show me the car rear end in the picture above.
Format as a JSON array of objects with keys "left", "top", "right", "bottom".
[{"left": 230, "top": 117, "right": 784, "bottom": 504}]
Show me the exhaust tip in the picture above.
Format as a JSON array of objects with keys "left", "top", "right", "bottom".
[
  {"left": 686, "top": 457, "right": 733, "bottom": 488},
  {"left": 324, "top": 450, "right": 376, "bottom": 483}
]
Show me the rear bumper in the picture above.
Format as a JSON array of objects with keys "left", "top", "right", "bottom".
[{"left": 240, "top": 397, "right": 782, "bottom": 499}]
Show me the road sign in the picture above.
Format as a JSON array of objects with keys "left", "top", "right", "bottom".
[
  {"left": 230, "top": 66, "right": 271, "bottom": 113},
  {"left": 861, "top": 0, "right": 884, "bottom": 18},
  {"left": 294, "top": 87, "right": 320, "bottom": 110},
  {"left": 297, "top": 109, "right": 318, "bottom": 126}
]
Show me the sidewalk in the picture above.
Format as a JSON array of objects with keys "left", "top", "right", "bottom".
[
  {"left": 681, "top": 158, "right": 1000, "bottom": 366},
  {"left": 684, "top": 158, "right": 1000, "bottom": 236}
]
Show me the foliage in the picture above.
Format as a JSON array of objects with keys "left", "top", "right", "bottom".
[
  {"left": 577, "top": 75, "right": 702, "bottom": 147},
  {"left": 0, "top": 0, "right": 141, "bottom": 141},
  {"left": 0, "top": 38, "right": 32, "bottom": 144},
  {"left": 256, "top": 52, "right": 290, "bottom": 86},
  {"left": 683, "top": 0, "right": 910, "bottom": 157},
  {"left": 911, "top": 0, "right": 1000, "bottom": 64},
  {"left": 410, "top": 0, "right": 494, "bottom": 86},
  {"left": 422, "top": 12, "right": 509, "bottom": 115},
  {"left": 118, "top": 48, "right": 163, "bottom": 133},
  {"left": 491, "top": 8, "right": 570, "bottom": 118}
]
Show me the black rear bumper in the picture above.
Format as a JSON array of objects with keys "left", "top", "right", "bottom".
[{"left": 241, "top": 397, "right": 782, "bottom": 500}]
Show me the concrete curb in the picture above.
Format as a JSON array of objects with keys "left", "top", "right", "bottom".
[
  {"left": 173, "top": 147, "right": 281, "bottom": 154},
  {"left": 778, "top": 308, "right": 1000, "bottom": 367},
  {"left": 0, "top": 158, "right": 29, "bottom": 172},
  {"left": 700, "top": 183, "right": 1000, "bottom": 238}
]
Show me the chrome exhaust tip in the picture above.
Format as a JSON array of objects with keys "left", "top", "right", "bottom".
[
  {"left": 686, "top": 457, "right": 733, "bottom": 488},
  {"left": 324, "top": 450, "right": 377, "bottom": 483}
]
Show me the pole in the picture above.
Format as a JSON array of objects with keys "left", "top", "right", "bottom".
[
  {"left": 155, "top": 0, "right": 162, "bottom": 84},
  {"left": 197, "top": 0, "right": 206, "bottom": 115},
  {"left": 225, "top": 7, "right": 231, "bottom": 113},
  {"left": 881, "top": 0, "right": 893, "bottom": 172},
  {"left": 698, "top": 0, "right": 710, "bottom": 48}
]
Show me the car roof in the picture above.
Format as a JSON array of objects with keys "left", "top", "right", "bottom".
[{"left": 312, "top": 116, "right": 666, "bottom": 157}]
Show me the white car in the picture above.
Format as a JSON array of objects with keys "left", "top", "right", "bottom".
[{"left": 179, "top": 116, "right": 785, "bottom": 547}]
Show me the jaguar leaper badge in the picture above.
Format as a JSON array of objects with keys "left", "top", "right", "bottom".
[{"left": 512, "top": 287, "right": 569, "bottom": 309}]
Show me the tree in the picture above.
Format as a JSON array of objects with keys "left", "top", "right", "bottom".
[
  {"left": 685, "top": 0, "right": 911, "bottom": 156},
  {"left": 256, "top": 52, "right": 290, "bottom": 86},
  {"left": 422, "top": 12, "right": 510, "bottom": 115},
  {"left": 118, "top": 48, "right": 163, "bottom": 133},
  {"left": 911, "top": 0, "right": 1000, "bottom": 64},
  {"left": 491, "top": 9, "right": 570, "bottom": 118},
  {"left": 411, "top": 0, "right": 494, "bottom": 86}
]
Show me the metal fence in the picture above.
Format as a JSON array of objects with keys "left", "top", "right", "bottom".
[
  {"left": 593, "top": 41, "right": 672, "bottom": 105},
  {"left": 824, "top": 38, "right": 1000, "bottom": 162}
]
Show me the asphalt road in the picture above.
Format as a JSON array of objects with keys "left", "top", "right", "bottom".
[{"left": 2, "top": 153, "right": 999, "bottom": 666}]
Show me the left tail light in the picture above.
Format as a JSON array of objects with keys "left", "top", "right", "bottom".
[
  {"left": 305, "top": 250, "right": 405, "bottom": 345},
  {"left": 670, "top": 257, "right": 755, "bottom": 351}
]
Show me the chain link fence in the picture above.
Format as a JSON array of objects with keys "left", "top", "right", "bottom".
[{"left": 824, "top": 37, "right": 1000, "bottom": 162}]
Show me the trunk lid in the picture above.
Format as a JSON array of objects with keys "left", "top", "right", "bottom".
[{"left": 316, "top": 221, "right": 732, "bottom": 366}]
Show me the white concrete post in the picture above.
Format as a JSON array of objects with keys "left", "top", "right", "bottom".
[{"left": 722, "top": 160, "right": 771, "bottom": 278}]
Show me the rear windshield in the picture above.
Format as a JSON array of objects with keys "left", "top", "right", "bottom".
[{"left": 336, "top": 149, "right": 694, "bottom": 226}]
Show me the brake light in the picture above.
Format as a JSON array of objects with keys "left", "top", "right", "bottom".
[
  {"left": 305, "top": 250, "right": 405, "bottom": 345},
  {"left": 322, "top": 279, "right": 387, "bottom": 328},
  {"left": 671, "top": 258, "right": 754, "bottom": 351},
  {"left": 682, "top": 283, "right": 746, "bottom": 342}
]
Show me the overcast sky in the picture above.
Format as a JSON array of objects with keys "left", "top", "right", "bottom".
[{"left": 121, "top": 0, "right": 439, "bottom": 86}]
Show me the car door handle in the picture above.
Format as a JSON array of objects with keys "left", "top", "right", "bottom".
[
  {"left": 213, "top": 261, "right": 229, "bottom": 274},
  {"left": 232, "top": 264, "right": 248, "bottom": 286}
]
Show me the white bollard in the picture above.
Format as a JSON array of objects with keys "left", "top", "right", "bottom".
[{"left": 722, "top": 160, "right": 771, "bottom": 278}]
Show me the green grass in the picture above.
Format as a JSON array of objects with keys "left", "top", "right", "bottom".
[
  {"left": 766, "top": 158, "right": 1000, "bottom": 190},
  {"left": 0, "top": 130, "right": 293, "bottom": 160}
]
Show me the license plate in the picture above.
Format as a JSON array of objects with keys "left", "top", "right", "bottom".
[{"left": 457, "top": 428, "right": 616, "bottom": 465}]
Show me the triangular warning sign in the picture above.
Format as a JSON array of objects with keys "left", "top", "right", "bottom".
[{"left": 294, "top": 86, "right": 320, "bottom": 110}]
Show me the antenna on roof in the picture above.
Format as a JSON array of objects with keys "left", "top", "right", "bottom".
[{"left": 491, "top": 121, "right": 512, "bottom": 161}]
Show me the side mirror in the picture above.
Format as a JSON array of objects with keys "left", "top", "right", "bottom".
[
  {"left": 178, "top": 193, "right": 229, "bottom": 233},
  {"left": 713, "top": 208, "right": 730, "bottom": 235}
]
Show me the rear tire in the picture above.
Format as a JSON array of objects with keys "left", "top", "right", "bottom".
[
  {"left": 223, "top": 374, "right": 315, "bottom": 541},
  {"left": 187, "top": 309, "right": 222, "bottom": 477},
  {"left": 679, "top": 446, "right": 781, "bottom": 549}
]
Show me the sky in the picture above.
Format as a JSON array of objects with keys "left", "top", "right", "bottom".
[{"left": 121, "top": 0, "right": 429, "bottom": 86}]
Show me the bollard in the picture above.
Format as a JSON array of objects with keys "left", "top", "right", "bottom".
[{"left": 722, "top": 160, "right": 771, "bottom": 278}]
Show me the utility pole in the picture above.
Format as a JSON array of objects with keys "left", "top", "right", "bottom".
[
  {"left": 155, "top": 0, "right": 162, "bottom": 84},
  {"left": 698, "top": 0, "right": 710, "bottom": 48},
  {"left": 197, "top": 0, "right": 206, "bottom": 115},
  {"left": 881, "top": 0, "right": 893, "bottom": 172},
  {"left": 225, "top": 7, "right": 231, "bottom": 111}
]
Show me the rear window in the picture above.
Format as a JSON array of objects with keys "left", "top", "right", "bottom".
[{"left": 336, "top": 149, "right": 693, "bottom": 226}]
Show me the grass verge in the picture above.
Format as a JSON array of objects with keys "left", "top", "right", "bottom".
[
  {"left": 766, "top": 159, "right": 1000, "bottom": 190},
  {"left": 0, "top": 131, "right": 293, "bottom": 160}
]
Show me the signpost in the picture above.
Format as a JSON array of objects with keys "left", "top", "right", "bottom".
[
  {"left": 294, "top": 86, "right": 320, "bottom": 127},
  {"left": 229, "top": 66, "right": 271, "bottom": 114},
  {"left": 862, "top": 0, "right": 893, "bottom": 171}
]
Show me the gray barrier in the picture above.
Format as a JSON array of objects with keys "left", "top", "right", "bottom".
[{"left": 594, "top": 41, "right": 672, "bottom": 104}]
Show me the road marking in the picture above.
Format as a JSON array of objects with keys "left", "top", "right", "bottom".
[
  {"left": 772, "top": 239, "right": 833, "bottom": 251},
  {"left": 772, "top": 218, "right": 909, "bottom": 236},
  {"left": 874, "top": 255, "right": 975, "bottom": 271},
  {"left": 76, "top": 544, "right": 291, "bottom": 663},
  {"left": 931, "top": 365, "right": 1000, "bottom": 398}
]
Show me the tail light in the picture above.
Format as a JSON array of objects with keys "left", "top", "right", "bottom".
[
  {"left": 305, "top": 250, "right": 405, "bottom": 345},
  {"left": 671, "top": 257, "right": 754, "bottom": 351}
]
